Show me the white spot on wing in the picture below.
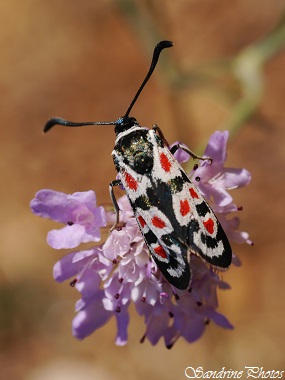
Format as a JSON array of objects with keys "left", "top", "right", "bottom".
[{"left": 193, "top": 231, "right": 224, "bottom": 258}]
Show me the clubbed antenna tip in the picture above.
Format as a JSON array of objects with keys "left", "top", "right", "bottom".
[
  {"left": 124, "top": 40, "right": 173, "bottom": 119},
  {"left": 43, "top": 117, "right": 115, "bottom": 133}
]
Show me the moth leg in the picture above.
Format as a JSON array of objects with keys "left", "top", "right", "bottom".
[
  {"left": 109, "top": 179, "right": 125, "bottom": 232},
  {"left": 152, "top": 124, "right": 171, "bottom": 147},
  {"left": 170, "top": 143, "right": 212, "bottom": 164},
  {"left": 153, "top": 124, "right": 212, "bottom": 164}
]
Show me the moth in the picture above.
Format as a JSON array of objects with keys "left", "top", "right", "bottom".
[{"left": 44, "top": 41, "right": 232, "bottom": 290}]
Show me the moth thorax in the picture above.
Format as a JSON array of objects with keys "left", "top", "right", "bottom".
[
  {"left": 132, "top": 151, "right": 153, "bottom": 174},
  {"left": 116, "top": 129, "right": 153, "bottom": 174}
]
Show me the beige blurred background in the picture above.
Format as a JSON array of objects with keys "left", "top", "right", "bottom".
[{"left": 0, "top": 1, "right": 284, "bottom": 379}]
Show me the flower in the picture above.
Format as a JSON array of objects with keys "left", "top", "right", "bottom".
[
  {"left": 30, "top": 130, "right": 251, "bottom": 348},
  {"left": 31, "top": 190, "right": 106, "bottom": 249},
  {"left": 193, "top": 131, "right": 251, "bottom": 207}
]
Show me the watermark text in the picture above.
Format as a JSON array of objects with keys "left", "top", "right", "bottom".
[{"left": 185, "top": 367, "right": 284, "bottom": 379}]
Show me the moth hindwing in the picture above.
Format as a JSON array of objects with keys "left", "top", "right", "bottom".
[{"left": 43, "top": 40, "right": 232, "bottom": 290}]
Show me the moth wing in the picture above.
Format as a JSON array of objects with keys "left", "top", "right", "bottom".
[
  {"left": 139, "top": 136, "right": 232, "bottom": 270},
  {"left": 171, "top": 180, "right": 232, "bottom": 269},
  {"left": 135, "top": 206, "right": 191, "bottom": 290},
  {"left": 149, "top": 139, "right": 232, "bottom": 269}
]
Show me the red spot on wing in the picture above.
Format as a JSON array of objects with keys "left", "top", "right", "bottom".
[
  {"left": 151, "top": 216, "right": 166, "bottom": 229},
  {"left": 203, "top": 218, "right": 214, "bottom": 234},
  {"left": 124, "top": 172, "right": 138, "bottom": 191},
  {"left": 189, "top": 187, "right": 199, "bottom": 199},
  {"left": 160, "top": 152, "right": 171, "bottom": 172},
  {"left": 180, "top": 199, "right": 190, "bottom": 216},
  {"left": 138, "top": 215, "right": 146, "bottom": 228},
  {"left": 154, "top": 245, "right": 167, "bottom": 259}
]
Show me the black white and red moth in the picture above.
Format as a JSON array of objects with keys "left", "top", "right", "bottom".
[{"left": 44, "top": 40, "right": 232, "bottom": 290}]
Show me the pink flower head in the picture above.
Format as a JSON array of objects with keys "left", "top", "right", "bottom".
[{"left": 30, "top": 130, "right": 251, "bottom": 347}]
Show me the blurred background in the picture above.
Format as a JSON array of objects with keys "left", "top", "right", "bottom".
[{"left": 0, "top": 1, "right": 284, "bottom": 379}]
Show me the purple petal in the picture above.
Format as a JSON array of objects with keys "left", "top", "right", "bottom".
[
  {"left": 163, "top": 324, "right": 179, "bottom": 348},
  {"left": 203, "top": 131, "right": 229, "bottom": 163},
  {"left": 206, "top": 309, "right": 234, "bottom": 329},
  {"left": 103, "top": 230, "right": 130, "bottom": 260},
  {"left": 53, "top": 248, "right": 98, "bottom": 282},
  {"left": 119, "top": 283, "right": 132, "bottom": 306},
  {"left": 47, "top": 224, "right": 86, "bottom": 249},
  {"left": 69, "top": 190, "right": 97, "bottom": 206},
  {"left": 220, "top": 215, "right": 251, "bottom": 244},
  {"left": 232, "top": 253, "right": 242, "bottom": 266},
  {"left": 145, "top": 308, "right": 170, "bottom": 345},
  {"left": 230, "top": 229, "right": 251, "bottom": 244},
  {"left": 75, "top": 298, "right": 87, "bottom": 312},
  {"left": 30, "top": 189, "right": 106, "bottom": 228},
  {"left": 86, "top": 207, "right": 106, "bottom": 232},
  {"left": 221, "top": 168, "right": 251, "bottom": 189},
  {"left": 115, "top": 307, "right": 130, "bottom": 346},
  {"left": 194, "top": 161, "right": 223, "bottom": 184},
  {"left": 53, "top": 251, "right": 81, "bottom": 282},
  {"left": 170, "top": 141, "right": 191, "bottom": 163},
  {"left": 104, "top": 275, "right": 122, "bottom": 300},
  {"left": 102, "top": 297, "right": 115, "bottom": 311},
  {"left": 75, "top": 268, "right": 102, "bottom": 297},
  {"left": 72, "top": 292, "right": 112, "bottom": 340},
  {"left": 30, "top": 189, "right": 79, "bottom": 223},
  {"left": 179, "top": 315, "right": 206, "bottom": 343},
  {"left": 72, "top": 248, "right": 100, "bottom": 263},
  {"left": 211, "top": 202, "right": 239, "bottom": 214},
  {"left": 197, "top": 182, "right": 233, "bottom": 206},
  {"left": 211, "top": 186, "right": 233, "bottom": 207}
]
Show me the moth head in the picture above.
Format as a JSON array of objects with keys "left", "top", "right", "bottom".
[{"left": 114, "top": 116, "right": 138, "bottom": 135}]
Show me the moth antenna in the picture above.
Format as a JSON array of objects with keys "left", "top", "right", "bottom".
[
  {"left": 43, "top": 40, "right": 173, "bottom": 133},
  {"left": 123, "top": 40, "right": 173, "bottom": 120},
  {"left": 43, "top": 117, "right": 115, "bottom": 133}
]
